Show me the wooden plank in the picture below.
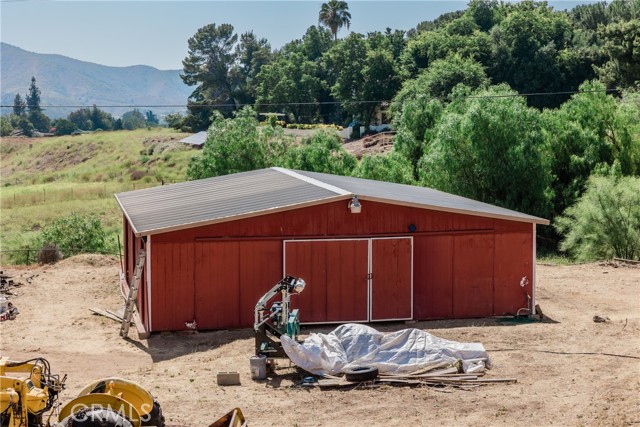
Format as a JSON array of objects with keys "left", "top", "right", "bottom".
[
  {"left": 133, "top": 311, "right": 150, "bottom": 339},
  {"left": 90, "top": 308, "right": 123, "bottom": 323}
]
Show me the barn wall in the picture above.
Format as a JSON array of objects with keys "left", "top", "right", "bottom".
[{"left": 144, "top": 200, "right": 534, "bottom": 331}]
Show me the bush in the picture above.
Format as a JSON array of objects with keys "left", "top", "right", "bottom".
[
  {"left": 283, "top": 131, "right": 357, "bottom": 176},
  {"left": 555, "top": 174, "right": 640, "bottom": 261},
  {"left": 36, "top": 213, "right": 108, "bottom": 258},
  {"left": 37, "top": 243, "right": 62, "bottom": 264}
]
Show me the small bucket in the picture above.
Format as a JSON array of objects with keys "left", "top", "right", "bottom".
[{"left": 250, "top": 355, "right": 267, "bottom": 380}]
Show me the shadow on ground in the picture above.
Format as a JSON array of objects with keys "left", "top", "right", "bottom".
[{"left": 127, "top": 315, "right": 558, "bottom": 362}]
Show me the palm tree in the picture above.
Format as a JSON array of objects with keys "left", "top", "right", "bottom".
[{"left": 318, "top": 0, "right": 351, "bottom": 41}]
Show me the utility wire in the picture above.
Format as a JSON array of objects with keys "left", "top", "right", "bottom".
[{"left": 0, "top": 89, "right": 620, "bottom": 109}]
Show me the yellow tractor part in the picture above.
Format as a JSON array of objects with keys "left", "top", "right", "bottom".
[
  {"left": 76, "top": 377, "right": 155, "bottom": 419},
  {"left": 0, "top": 357, "right": 64, "bottom": 427},
  {"left": 209, "top": 408, "right": 247, "bottom": 427},
  {"left": 58, "top": 393, "right": 142, "bottom": 427}
]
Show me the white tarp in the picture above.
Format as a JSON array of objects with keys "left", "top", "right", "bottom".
[{"left": 281, "top": 323, "right": 491, "bottom": 376}]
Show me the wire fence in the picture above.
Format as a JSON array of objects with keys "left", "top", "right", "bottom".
[
  {"left": 0, "top": 248, "right": 122, "bottom": 266},
  {"left": 1, "top": 180, "right": 186, "bottom": 209}
]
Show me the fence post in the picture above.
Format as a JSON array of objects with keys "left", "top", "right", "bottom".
[
  {"left": 43, "top": 189, "right": 46, "bottom": 202},
  {"left": 26, "top": 250, "right": 30, "bottom": 265}
]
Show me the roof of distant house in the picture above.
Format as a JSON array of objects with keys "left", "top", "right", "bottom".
[{"left": 179, "top": 131, "right": 207, "bottom": 147}]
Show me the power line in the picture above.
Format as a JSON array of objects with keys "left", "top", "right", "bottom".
[{"left": 0, "top": 89, "right": 620, "bottom": 109}]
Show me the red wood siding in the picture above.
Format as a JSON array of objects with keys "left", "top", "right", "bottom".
[
  {"left": 150, "top": 241, "right": 194, "bottom": 331},
  {"left": 129, "top": 199, "right": 537, "bottom": 331},
  {"left": 413, "top": 235, "right": 453, "bottom": 319},
  {"left": 493, "top": 227, "right": 533, "bottom": 314},
  {"left": 192, "top": 240, "right": 282, "bottom": 329},
  {"left": 452, "top": 234, "right": 495, "bottom": 318},
  {"left": 371, "top": 238, "right": 412, "bottom": 320},
  {"left": 285, "top": 240, "right": 369, "bottom": 323}
]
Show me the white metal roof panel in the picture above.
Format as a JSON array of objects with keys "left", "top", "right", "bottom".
[
  {"left": 293, "top": 170, "right": 549, "bottom": 225},
  {"left": 179, "top": 131, "right": 207, "bottom": 147},
  {"left": 115, "top": 168, "right": 346, "bottom": 236}
]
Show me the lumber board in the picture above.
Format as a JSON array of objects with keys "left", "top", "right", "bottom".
[{"left": 90, "top": 308, "right": 124, "bottom": 323}]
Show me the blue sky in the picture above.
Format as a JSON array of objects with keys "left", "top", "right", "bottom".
[{"left": 1, "top": 1, "right": 598, "bottom": 70}]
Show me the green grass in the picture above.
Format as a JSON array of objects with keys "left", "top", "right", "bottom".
[
  {"left": 1, "top": 128, "right": 196, "bottom": 260},
  {"left": 537, "top": 254, "right": 576, "bottom": 265}
]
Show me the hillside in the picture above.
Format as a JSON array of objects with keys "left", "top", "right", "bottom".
[
  {"left": 0, "top": 43, "right": 192, "bottom": 118},
  {"left": 0, "top": 129, "right": 194, "bottom": 258}
]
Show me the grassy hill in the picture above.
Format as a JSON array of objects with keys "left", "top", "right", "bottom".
[
  {"left": 0, "top": 43, "right": 192, "bottom": 118},
  {"left": 0, "top": 129, "right": 195, "bottom": 260}
]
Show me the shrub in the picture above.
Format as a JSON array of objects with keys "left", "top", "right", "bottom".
[
  {"left": 283, "top": 131, "right": 357, "bottom": 176},
  {"left": 555, "top": 174, "right": 640, "bottom": 261},
  {"left": 36, "top": 213, "right": 108, "bottom": 258},
  {"left": 37, "top": 243, "right": 63, "bottom": 264}
]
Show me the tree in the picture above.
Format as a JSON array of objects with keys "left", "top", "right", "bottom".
[
  {"left": 145, "top": 110, "right": 159, "bottom": 126},
  {"left": 256, "top": 52, "right": 324, "bottom": 122},
  {"left": 18, "top": 117, "right": 34, "bottom": 137},
  {"left": 419, "top": 84, "right": 552, "bottom": 218},
  {"left": 231, "top": 31, "right": 272, "bottom": 105},
  {"left": 318, "top": 0, "right": 352, "bottom": 41},
  {"left": 283, "top": 130, "right": 357, "bottom": 175},
  {"left": 401, "top": 15, "right": 492, "bottom": 78},
  {"left": 164, "top": 113, "right": 184, "bottom": 130},
  {"left": 352, "top": 151, "right": 415, "bottom": 185},
  {"left": 52, "top": 118, "right": 77, "bottom": 136},
  {"left": 28, "top": 111, "right": 51, "bottom": 133},
  {"left": 489, "top": 1, "right": 573, "bottom": 108},
  {"left": 543, "top": 80, "right": 639, "bottom": 220},
  {"left": 0, "top": 116, "right": 13, "bottom": 137},
  {"left": 181, "top": 23, "right": 239, "bottom": 130},
  {"left": 394, "top": 54, "right": 490, "bottom": 104},
  {"left": 392, "top": 97, "right": 443, "bottom": 177},
  {"left": 25, "top": 76, "right": 42, "bottom": 113},
  {"left": 67, "top": 106, "right": 114, "bottom": 131},
  {"left": 555, "top": 174, "right": 640, "bottom": 261},
  {"left": 187, "top": 107, "right": 290, "bottom": 180},
  {"left": 121, "top": 109, "right": 147, "bottom": 130},
  {"left": 595, "top": 19, "right": 640, "bottom": 88},
  {"left": 13, "top": 94, "right": 26, "bottom": 116},
  {"left": 325, "top": 32, "right": 401, "bottom": 127}
]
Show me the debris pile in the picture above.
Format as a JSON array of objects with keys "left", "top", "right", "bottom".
[
  {"left": 0, "top": 272, "right": 20, "bottom": 321},
  {"left": 317, "top": 365, "right": 517, "bottom": 390}
]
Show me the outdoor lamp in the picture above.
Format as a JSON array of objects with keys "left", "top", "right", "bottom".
[{"left": 349, "top": 195, "right": 361, "bottom": 214}]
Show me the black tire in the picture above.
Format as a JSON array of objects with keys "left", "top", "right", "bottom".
[
  {"left": 344, "top": 366, "right": 379, "bottom": 382},
  {"left": 58, "top": 408, "right": 133, "bottom": 427},
  {"left": 141, "top": 400, "right": 165, "bottom": 427}
]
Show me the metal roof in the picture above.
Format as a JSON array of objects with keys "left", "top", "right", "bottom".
[
  {"left": 179, "top": 131, "right": 207, "bottom": 147},
  {"left": 293, "top": 170, "right": 549, "bottom": 226},
  {"left": 115, "top": 169, "right": 348, "bottom": 236},
  {"left": 116, "top": 167, "right": 549, "bottom": 236}
]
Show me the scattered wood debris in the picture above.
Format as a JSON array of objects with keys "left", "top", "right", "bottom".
[
  {"left": 593, "top": 315, "right": 610, "bottom": 323},
  {"left": 317, "top": 366, "right": 516, "bottom": 389}
]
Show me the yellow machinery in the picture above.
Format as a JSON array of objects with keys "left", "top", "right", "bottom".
[
  {"left": 0, "top": 357, "right": 163, "bottom": 427},
  {"left": 0, "top": 357, "right": 65, "bottom": 427},
  {"left": 1, "top": 357, "right": 244, "bottom": 427}
]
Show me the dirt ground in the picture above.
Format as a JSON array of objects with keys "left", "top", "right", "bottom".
[{"left": 1, "top": 255, "right": 639, "bottom": 426}]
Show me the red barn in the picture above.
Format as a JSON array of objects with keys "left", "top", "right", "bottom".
[{"left": 115, "top": 168, "right": 548, "bottom": 334}]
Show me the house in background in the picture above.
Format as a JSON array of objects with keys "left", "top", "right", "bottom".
[{"left": 115, "top": 168, "right": 548, "bottom": 335}]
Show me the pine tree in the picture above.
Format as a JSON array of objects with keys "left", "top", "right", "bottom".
[
  {"left": 13, "top": 94, "right": 26, "bottom": 116},
  {"left": 25, "top": 76, "right": 42, "bottom": 113}
]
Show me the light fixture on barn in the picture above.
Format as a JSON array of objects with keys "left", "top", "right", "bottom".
[{"left": 348, "top": 195, "right": 361, "bottom": 214}]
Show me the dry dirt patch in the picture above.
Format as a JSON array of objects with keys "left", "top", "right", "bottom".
[{"left": 1, "top": 257, "right": 638, "bottom": 426}]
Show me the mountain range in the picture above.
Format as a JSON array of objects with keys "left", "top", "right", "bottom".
[{"left": 0, "top": 43, "right": 192, "bottom": 118}]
